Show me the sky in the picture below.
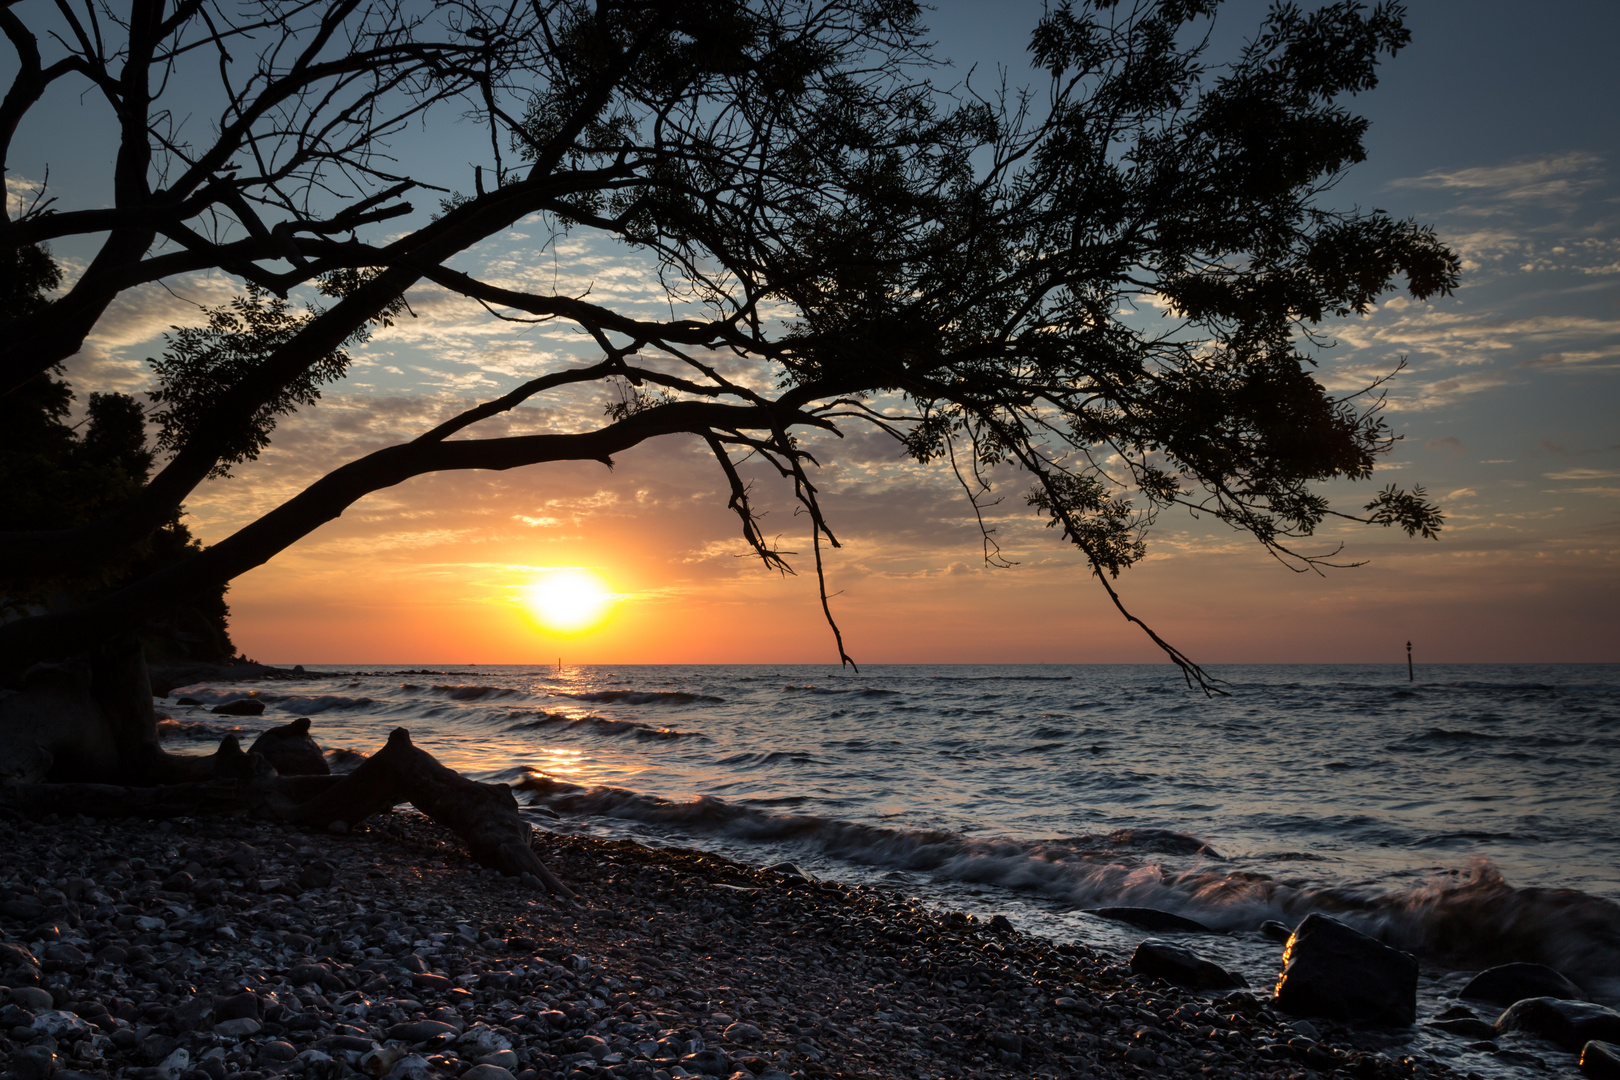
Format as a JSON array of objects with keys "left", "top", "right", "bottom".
[{"left": 7, "top": 0, "right": 1619, "bottom": 666}]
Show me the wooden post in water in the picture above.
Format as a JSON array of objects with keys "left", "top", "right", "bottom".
[{"left": 1406, "top": 641, "right": 1413, "bottom": 682}]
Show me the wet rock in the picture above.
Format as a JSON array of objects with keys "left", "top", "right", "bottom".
[
  {"left": 211, "top": 699, "right": 265, "bottom": 716},
  {"left": 989, "top": 1032, "right": 1022, "bottom": 1055},
  {"left": 298, "top": 861, "right": 336, "bottom": 890},
  {"left": 1582, "top": 1040, "right": 1620, "bottom": 1080},
  {"left": 1130, "top": 939, "right": 1248, "bottom": 990},
  {"left": 762, "top": 862, "right": 813, "bottom": 881},
  {"left": 1086, "top": 907, "right": 1213, "bottom": 933},
  {"left": 1272, "top": 914, "right": 1417, "bottom": 1027},
  {"left": 248, "top": 717, "right": 330, "bottom": 776},
  {"left": 1427, "top": 1016, "right": 1498, "bottom": 1039},
  {"left": 1461, "top": 962, "right": 1585, "bottom": 1006},
  {"left": 1494, "top": 997, "right": 1620, "bottom": 1051},
  {"left": 1260, "top": 920, "right": 1294, "bottom": 943}
]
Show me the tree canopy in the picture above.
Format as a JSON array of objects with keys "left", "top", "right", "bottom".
[{"left": 0, "top": 0, "right": 1456, "bottom": 690}]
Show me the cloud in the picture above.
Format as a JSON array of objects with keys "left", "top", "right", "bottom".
[
  {"left": 1544, "top": 468, "right": 1620, "bottom": 481},
  {"left": 1389, "top": 152, "right": 1604, "bottom": 208},
  {"left": 1444, "top": 488, "right": 1478, "bottom": 501},
  {"left": 1426, "top": 435, "right": 1466, "bottom": 456}
]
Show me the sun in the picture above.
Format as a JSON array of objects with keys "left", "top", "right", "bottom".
[{"left": 522, "top": 569, "right": 615, "bottom": 633}]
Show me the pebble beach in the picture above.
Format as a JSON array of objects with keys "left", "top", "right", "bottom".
[{"left": 0, "top": 810, "right": 1458, "bottom": 1080}]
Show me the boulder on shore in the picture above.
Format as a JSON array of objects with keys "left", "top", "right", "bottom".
[
  {"left": 1460, "top": 962, "right": 1584, "bottom": 1006},
  {"left": 212, "top": 698, "right": 266, "bottom": 716},
  {"left": 1130, "top": 939, "right": 1247, "bottom": 990},
  {"left": 1581, "top": 1040, "right": 1620, "bottom": 1080},
  {"left": 248, "top": 717, "right": 330, "bottom": 776},
  {"left": 1272, "top": 914, "right": 1417, "bottom": 1027},
  {"left": 1494, "top": 997, "right": 1620, "bottom": 1051}
]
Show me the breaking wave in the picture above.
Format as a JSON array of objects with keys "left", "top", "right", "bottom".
[{"left": 518, "top": 779, "right": 1620, "bottom": 987}]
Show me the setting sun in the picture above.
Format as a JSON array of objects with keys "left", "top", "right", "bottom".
[{"left": 522, "top": 569, "right": 616, "bottom": 633}]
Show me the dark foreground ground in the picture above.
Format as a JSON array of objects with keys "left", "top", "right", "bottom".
[{"left": 0, "top": 811, "right": 1457, "bottom": 1080}]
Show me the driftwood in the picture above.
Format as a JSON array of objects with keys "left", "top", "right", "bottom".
[
  {"left": 282, "top": 727, "right": 573, "bottom": 896},
  {"left": 0, "top": 724, "right": 573, "bottom": 897}
]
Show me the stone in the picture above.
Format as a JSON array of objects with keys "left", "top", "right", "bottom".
[
  {"left": 155, "top": 1047, "right": 192, "bottom": 1080},
  {"left": 257, "top": 1041, "right": 298, "bottom": 1064},
  {"left": 1260, "top": 920, "right": 1294, "bottom": 943},
  {"left": 1461, "top": 962, "right": 1585, "bottom": 1006},
  {"left": 1130, "top": 939, "right": 1247, "bottom": 990},
  {"left": 211, "top": 698, "right": 265, "bottom": 716},
  {"left": 389, "top": 1020, "right": 461, "bottom": 1045},
  {"left": 32, "top": 1009, "right": 91, "bottom": 1038},
  {"left": 462, "top": 1066, "right": 518, "bottom": 1080},
  {"left": 762, "top": 862, "right": 813, "bottom": 881},
  {"left": 387, "top": 1055, "right": 436, "bottom": 1080},
  {"left": 989, "top": 1032, "right": 1022, "bottom": 1055},
  {"left": 1582, "top": 1041, "right": 1620, "bottom": 1080},
  {"left": 1086, "top": 907, "right": 1213, "bottom": 933},
  {"left": 1272, "top": 914, "right": 1417, "bottom": 1027},
  {"left": 722, "top": 1022, "right": 763, "bottom": 1045},
  {"left": 360, "top": 1045, "right": 410, "bottom": 1077},
  {"left": 248, "top": 717, "right": 330, "bottom": 776},
  {"left": 680, "top": 1048, "right": 732, "bottom": 1076},
  {"left": 41, "top": 943, "right": 86, "bottom": 971},
  {"left": 1494, "top": 997, "right": 1620, "bottom": 1051},
  {"left": 214, "top": 991, "right": 262, "bottom": 1021},
  {"left": 213, "top": 1016, "right": 262, "bottom": 1039},
  {"left": 9, "top": 985, "right": 54, "bottom": 1010},
  {"left": 15, "top": 1044, "right": 58, "bottom": 1080}
]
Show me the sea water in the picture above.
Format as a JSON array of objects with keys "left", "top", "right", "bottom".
[{"left": 165, "top": 662, "right": 1620, "bottom": 1076}]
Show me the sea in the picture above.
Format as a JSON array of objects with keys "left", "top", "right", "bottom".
[{"left": 162, "top": 662, "right": 1620, "bottom": 1078}]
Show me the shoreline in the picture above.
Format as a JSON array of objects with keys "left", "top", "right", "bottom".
[{"left": 0, "top": 811, "right": 1452, "bottom": 1080}]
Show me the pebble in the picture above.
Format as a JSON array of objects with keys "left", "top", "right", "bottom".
[{"left": 0, "top": 811, "right": 1461, "bottom": 1080}]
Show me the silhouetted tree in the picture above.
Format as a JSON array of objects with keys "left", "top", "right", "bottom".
[{"left": 0, "top": 0, "right": 1454, "bottom": 830}]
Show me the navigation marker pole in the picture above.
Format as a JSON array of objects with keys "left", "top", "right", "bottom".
[{"left": 1406, "top": 641, "right": 1413, "bottom": 683}]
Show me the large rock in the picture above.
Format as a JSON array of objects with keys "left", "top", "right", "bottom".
[
  {"left": 1460, "top": 962, "right": 1584, "bottom": 1006},
  {"left": 212, "top": 698, "right": 265, "bottom": 716},
  {"left": 1272, "top": 914, "right": 1418, "bottom": 1027},
  {"left": 248, "top": 717, "right": 329, "bottom": 775},
  {"left": 1130, "top": 939, "right": 1248, "bottom": 990},
  {"left": 1582, "top": 1041, "right": 1620, "bottom": 1080},
  {"left": 1494, "top": 997, "right": 1620, "bottom": 1051}
]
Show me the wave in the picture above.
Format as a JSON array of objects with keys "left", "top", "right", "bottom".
[
  {"left": 781, "top": 685, "right": 899, "bottom": 697},
  {"left": 560, "top": 690, "right": 723, "bottom": 705},
  {"left": 1404, "top": 728, "right": 1504, "bottom": 743},
  {"left": 503, "top": 711, "right": 699, "bottom": 741},
  {"left": 157, "top": 718, "right": 245, "bottom": 739},
  {"left": 932, "top": 675, "right": 1074, "bottom": 682},
  {"left": 429, "top": 683, "right": 527, "bottom": 702},
  {"left": 518, "top": 780, "right": 1620, "bottom": 985},
  {"left": 269, "top": 694, "right": 376, "bottom": 714}
]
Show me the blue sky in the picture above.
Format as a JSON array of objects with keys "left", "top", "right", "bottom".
[{"left": 7, "top": 1, "right": 1618, "bottom": 662}]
